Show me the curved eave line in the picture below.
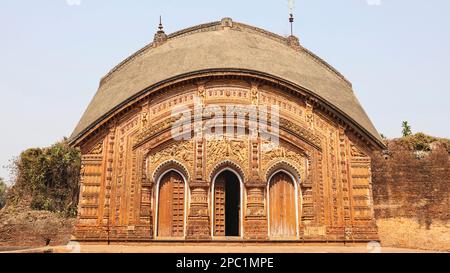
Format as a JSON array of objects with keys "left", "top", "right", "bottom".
[
  {"left": 69, "top": 68, "right": 385, "bottom": 150},
  {"left": 99, "top": 20, "right": 351, "bottom": 89}
]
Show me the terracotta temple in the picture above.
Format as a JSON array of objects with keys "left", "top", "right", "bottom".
[{"left": 70, "top": 18, "right": 384, "bottom": 243}]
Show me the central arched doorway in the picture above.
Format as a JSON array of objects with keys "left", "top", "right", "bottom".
[
  {"left": 268, "top": 171, "right": 298, "bottom": 239},
  {"left": 213, "top": 170, "right": 242, "bottom": 237},
  {"left": 156, "top": 170, "right": 186, "bottom": 238}
]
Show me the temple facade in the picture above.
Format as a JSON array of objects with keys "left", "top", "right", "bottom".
[{"left": 70, "top": 18, "right": 384, "bottom": 243}]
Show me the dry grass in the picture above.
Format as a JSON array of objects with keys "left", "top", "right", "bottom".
[{"left": 377, "top": 218, "right": 450, "bottom": 252}]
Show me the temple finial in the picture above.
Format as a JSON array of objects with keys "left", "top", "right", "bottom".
[
  {"left": 153, "top": 15, "right": 167, "bottom": 45},
  {"left": 288, "top": 0, "right": 295, "bottom": 36},
  {"left": 286, "top": 1, "right": 300, "bottom": 49},
  {"left": 289, "top": 13, "right": 294, "bottom": 36},
  {"left": 158, "top": 15, "right": 164, "bottom": 32}
]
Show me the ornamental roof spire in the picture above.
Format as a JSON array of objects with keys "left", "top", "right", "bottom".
[
  {"left": 158, "top": 15, "right": 164, "bottom": 32},
  {"left": 288, "top": 0, "right": 295, "bottom": 36},
  {"left": 153, "top": 15, "right": 167, "bottom": 45},
  {"left": 287, "top": 1, "right": 300, "bottom": 49}
]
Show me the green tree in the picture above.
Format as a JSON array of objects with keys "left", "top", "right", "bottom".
[
  {"left": 0, "top": 177, "right": 7, "bottom": 209},
  {"left": 402, "top": 121, "right": 412, "bottom": 137},
  {"left": 9, "top": 140, "right": 81, "bottom": 216}
]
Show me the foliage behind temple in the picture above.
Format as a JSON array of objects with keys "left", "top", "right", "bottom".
[
  {"left": 7, "top": 140, "right": 81, "bottom": 216},
  {"left": 392, "top": 132, "right": 450, "bottom": 152},
  {"left": 0, "top": 178, "right": 7, "bottom": 209}
]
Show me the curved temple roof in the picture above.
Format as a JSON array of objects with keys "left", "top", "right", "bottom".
[{"left": 70, "top": 18, "right": 383, "bottom": 147}]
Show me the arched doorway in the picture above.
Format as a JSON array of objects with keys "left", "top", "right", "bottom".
[
  {"left": 268, "top": 171, "right": 298, "bottom": 239},
  {"left": 157, "top": 171, "right": 186, "bottom": 238},
  {"left": 213, "top": 170, "right": 242, "bottom": 237}
]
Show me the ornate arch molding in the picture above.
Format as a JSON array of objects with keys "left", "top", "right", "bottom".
[
  {"left": 151, "top": 159, "right": 190, "bottom": 184},
  {"left": 209, "top": 160, "right": 246, "bottom": 184},
  {"left": 265, "top": 160, "right": 302, "bottom": 185},
  {"left": 71, "top": 69, "right": 383, "bottom": 151}
]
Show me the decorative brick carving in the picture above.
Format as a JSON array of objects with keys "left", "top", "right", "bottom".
[{"left": 74, "top": 75, "right": 379, "bottom": 243}]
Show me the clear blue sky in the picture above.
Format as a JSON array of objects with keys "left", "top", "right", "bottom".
[{"left": 1, "top": 0, "right": 449, "bottom": 182}]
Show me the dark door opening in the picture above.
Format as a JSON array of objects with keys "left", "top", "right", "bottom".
[
  {"left": 224, "top": 171, "right": 240, "bottom": 236},
  {"left": 214, "top": 170, "right": 241, "bottom": 237}
]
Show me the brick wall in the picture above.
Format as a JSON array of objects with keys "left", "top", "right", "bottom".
[
  {"left": 371, "top": 141, "right": 450, "bottom": 251},
  {"left": 372, "top": 141, "right": 449, "bottom": 225}
]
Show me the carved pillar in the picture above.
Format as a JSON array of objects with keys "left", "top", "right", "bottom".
[
  {"left": 74, "top": 134, "right": 108, "bottom": 241},
  {"left": 349, "top": 142, "right": 379, "bottom": 240},
  {"left": 244, "top": 183, "right": 268, "bottom": 240},
  {"left": 301, "top": 172, "right": 315, "bottom": 223},
  {"left": 138, "top": 172, "right": 153, "bottom": 239},
  {"left": 186, "top": 138, "right": 211, "bottom": 239},
  {"left": 102, "top": 125, "right": 116, "bottom": 239},
  {"left": 186, "top": 183, "right": 211, "bottom": 239},
  {"left": 244, "top": 139, "right": 268, "bottom": 239},
  {"left": 338, "top": 126, "right": 353, "bottom": 240},
  {"left": 74, "top": 154, "right": 103, "bottom": 240}
]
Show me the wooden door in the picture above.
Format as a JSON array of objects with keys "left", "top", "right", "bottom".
[
  {"left": 157, "top": 171, "right": 185, "bottom": 237},
  {"left": 214, "top": 176, "right": 226, "bottom": 236},
  {"left": 269, "top": 172, "right": 297, "bottom": 238}
]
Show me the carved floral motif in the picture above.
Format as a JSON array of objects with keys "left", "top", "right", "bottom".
[
  {"left": 280, "top": 119, "right": 322, "bottom": 148},
  {"left": 206, "top": 137, "right": 249, "bottom": 179},
  {"left": 261, "top": 142, "right": 307, "bottom": 180},
  {"left": 147, "top": 140, "right": 194, "bottom": 178},
  {"left": 135, "top": 116, "right": 178, "bottom": 145}
]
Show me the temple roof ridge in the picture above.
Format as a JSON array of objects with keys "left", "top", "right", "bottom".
[{"left": 100, "top": 18, "right": 352, "bottom": 88}]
